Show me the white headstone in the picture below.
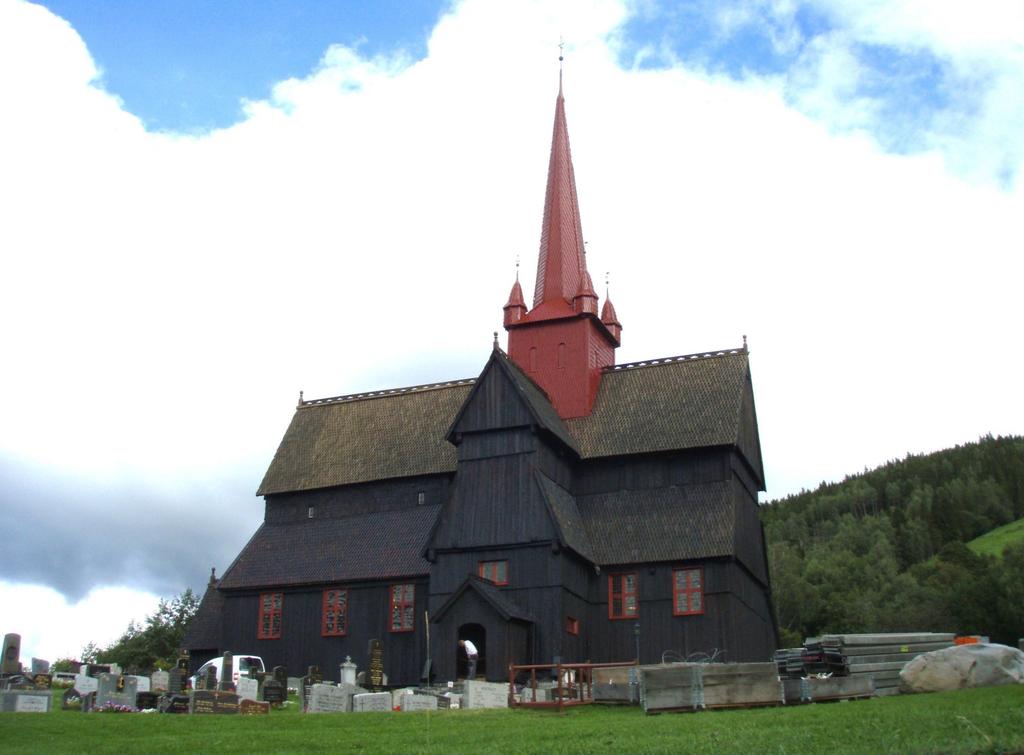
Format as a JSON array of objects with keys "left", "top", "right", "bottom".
[
  {"left": 463, "top": 680, "right": 509, "bottom": 709},
  {"left": 15, "top": 694, "right": 50, "bottom": 713},
  {"left": 129, "top": 675, "right": 150, "bottom": 692},
  {"left": 74, "top": 674, "right": 98, "bottom": 695},
  {"left": 236, "top": 676, "right": 259, "bottom": 702},
  {"left": 150, "top": 670, "right": 170, "bottom": 691},
  {"left": 400, "top": 694, "right": 438, "bottom": 712},
  {"left": 391, "top": 688, "right": 414, "bottom": 709},
  {"left": 308, "top": 683, "right": 351, "bottom": 713},
  {"left": 352, "top": 692, "right": 391, "bottom": 712},
  {"left": 339, "top": 656, "right": 357, "bottom": 686}
]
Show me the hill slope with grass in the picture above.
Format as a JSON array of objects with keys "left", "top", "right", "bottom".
[
  {"left": 968, "top": 516, "right": 1024, "bottom": 558},
  {"left": 762, "top": 435, "right": 1024, "bottom": 647}
]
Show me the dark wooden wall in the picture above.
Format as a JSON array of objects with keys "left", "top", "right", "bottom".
[
  {"left": 218, "top": 578, "right": 427, "bottom": 685},
  {"left": 265, "top": 473, "right": 451, "bottom": 523}
]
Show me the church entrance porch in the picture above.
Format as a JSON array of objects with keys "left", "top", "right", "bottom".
[{"left": 457, "top": 623, "right": 486, "bottom": 679}]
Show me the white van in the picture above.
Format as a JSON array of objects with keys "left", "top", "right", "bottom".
[{"left": 189, "top": 654, "right": 264, "bottom": 688}]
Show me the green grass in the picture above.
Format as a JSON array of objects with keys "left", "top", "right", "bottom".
[
  {"left": 0, "top": 685, "right": 1021, "bottom": 753},
  {"left": 967, "top": 516, "right": 1024, "bottom": 558}
]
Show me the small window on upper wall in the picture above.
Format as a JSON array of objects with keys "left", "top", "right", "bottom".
[
  {"left": 417, "top": 492, "right": 426, "bottom": 505},
  {"left": 558, "top": 342, "right": 567, "bottom": 369},
  {"left": 257, "top": 592, "right": 283, "bottom": 639},
  {"left": 307, "top": 506, "right": 315, "bottom": 519},
  {"left": 608, "top": 573, "right": 638, "bottom": 619},
  {"left": 479, "top": 560, "right": 509, "bottom": 586},
  {"left": 389, "top": 583, "right": 415, "bottom": 632},
  {"left": 565, "top": 616, "right": 579, "bottom": 635},
  {"left": 673, "top": 567, "right": 704, "bottom": 616}
]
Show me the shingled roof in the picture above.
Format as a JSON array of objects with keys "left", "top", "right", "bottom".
[
  {"left": 258, "top": 349, "right": 759, "bottom": 496},
  {"left": 535, "top": 470, "right": 595, "bottom": 562},
  {"left": 218, "top": 506, "right": 437, "bottom": 590},
  {"left": 575, "top": 481, "right": 736, "bottom": 565}
]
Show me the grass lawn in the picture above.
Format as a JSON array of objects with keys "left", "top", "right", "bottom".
[
  {"left": 0, "top": 685, "right": 1021, "bottom": 753},
  {"left": 968, "top": 516, "right": 1024, "bottom": 558}
]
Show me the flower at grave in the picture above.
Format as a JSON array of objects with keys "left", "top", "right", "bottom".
[{"left": 97, "top": 703, "right": 138, "bottom": 713}]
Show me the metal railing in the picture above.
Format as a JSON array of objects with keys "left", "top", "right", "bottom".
[{"left": 508, "top": 660, "right": 637, "bottom": 711}]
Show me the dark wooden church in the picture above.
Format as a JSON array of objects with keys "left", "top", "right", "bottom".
[{"left": 184, "top": 78, "right": 778, "bottom": 684}]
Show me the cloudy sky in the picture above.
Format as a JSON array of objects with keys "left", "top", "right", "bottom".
[{"left": 1, "top": 0, "right": 1021, "bottom": 664}]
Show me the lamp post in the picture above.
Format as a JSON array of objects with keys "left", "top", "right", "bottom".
[{"left": 634, "top": 621, "right": 641, "bottom": 664}]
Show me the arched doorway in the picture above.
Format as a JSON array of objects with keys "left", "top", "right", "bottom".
[{"left": 457, "top": 623, "right": 486, "bottom": 679}]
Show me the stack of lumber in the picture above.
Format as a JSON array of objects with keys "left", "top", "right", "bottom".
[
  {"left": 640, "top": 662, "right": 783, "bottom": 714},
  {"left": 811, "top": 633, "right": 955, "bottom": 696},
  {"left": 773, "top": 648, "right": 805, "bottom": 679}
]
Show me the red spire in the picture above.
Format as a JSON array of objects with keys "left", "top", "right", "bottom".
[
  {"left": 601, "top": 295, "right": 622, "bottom": 342},
  {"left": 533, "top": 84, "right": 588, "bottom": 309},
  {"left": 503, "top": 279, "right": 526, "bottom": 326},
  {"left": 573, "top": 270, "right": 598, "bottom": 315}
]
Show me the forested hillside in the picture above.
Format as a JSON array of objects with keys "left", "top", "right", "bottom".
[{"left": 762, "top": 435, "right": 1024, "bottom": 647}]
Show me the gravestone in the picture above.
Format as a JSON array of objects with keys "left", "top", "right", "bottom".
[
  {"left": 300, "top": 665, "right": 323, "bottom": 710},
  {"left": 96, "top": 673, "right": 138, "bottom": 709},
  {"left": 1, "top": 634, "right": 22, "bottom": 674},
  {"left": 167, "top": 668, "right": 185, "bottom": 694},
  {"left": 0, "top": 690, "right": 51, "bottom": 712},
  {"left": 61, "top": 688, "right": 82, "bottom": 710},
  {"left": 150, "top": 670, "right": 170, "bottom": 692},
  {"left": 308, "top": 683, "right": 351, "bottom": 713},
  {"left": 262, "top": 678, "right": 285, "bottom": 707},
  {"left": 273, "top": 665, "right": 287, "bottom": 689},
  {"left": 80, "top": 692, "right": 97, "bottom": 713},
  {"left": 352, "top": 692, "right": 391, "bottom": 712},
  {"left": 368, "top": 639, "right": 384, "bottom": 690},
  {"left": 30, "top": 658, "right": 49, "bottom": 675},
  {"left": 220, "top": 652, "right": 235, "bottom": 692},
  {"left": 340, "top": 656, "right": 357, "bottom": 686},
  {"left": 190, "top": 689, "right": 240, "bottom": 715},
  {"left": 74, "top": 673, "right": 98, "bottom": 695},
  {"left": 202, "top": 666, "right": 218, "bottom": 691},
  {"left": 437, "top": 693, "right": 461, "bottom": 710},
  {"left": 135, "top": 691, "right": 159, "bottom": 710},
  {"left": 463, "top": 680, "right": 509, "bottom": 709},
  {"left": 239, "top": 699, "right": 270, "bottom": 715},
  {"left": 157, "top": 694, "right": 190, "bottom": 714},
  {"left": 236, "top": 676, "right": 258, "bottom": 701},
  {"left": 129, "top": 675, "right": 150, "bottom": 692},
  {"left": 400, "top": 694, "right": 438, "bottom": 712},
  {"left": 86, "top": 664, "right": 111, "bottom": 678},
  {"left": 107, "top": 664, "right": 123, "bottom": 677}
]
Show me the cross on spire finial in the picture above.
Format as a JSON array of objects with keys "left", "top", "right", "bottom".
[
  {"left": 559, "top": 37, "right": 564, "bottom": 92},
  {"left": 515, "top": 253, "right": 520, "bottom": 281}
]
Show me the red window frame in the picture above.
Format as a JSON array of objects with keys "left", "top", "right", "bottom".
[
  {"left": 478, "top": 560, "right": 509, "bottom": 586},
  {"left": 608, "top": 573, "right": 638, "bottom": 619},
  {"left": 565, "top": 616, "right": 579, "bottom": 636},
  {"left": 257, "top": 592, "right": 283, "bottom": 639},
  {"left": 321, "top": 588, "right": 348, "bottom": 637},
  {"left": 389, "top": 583, "right": 415, "bottom": 632},
  {"left": 673, "top": 567, "right": 705, "bottom": 616}
]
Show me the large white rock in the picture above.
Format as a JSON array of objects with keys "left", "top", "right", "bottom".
[{"left": 899, "top": 643, "right": 1024, "bottom": 693}]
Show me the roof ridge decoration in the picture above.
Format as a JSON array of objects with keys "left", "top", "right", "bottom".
[
  {"left": 605, "top": 345, "right": 747, "bottom": 373},
  {"left": 299, "top": 378, "right": 476, "bottom": 408}
]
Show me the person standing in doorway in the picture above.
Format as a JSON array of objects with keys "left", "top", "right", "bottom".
[{"left": 459, "top": 639, "right": 478, "bottom": 679}]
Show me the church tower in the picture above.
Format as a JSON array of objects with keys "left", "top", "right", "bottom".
[{"left": 503, "top": 78, "right": 621, "bottom": 419}]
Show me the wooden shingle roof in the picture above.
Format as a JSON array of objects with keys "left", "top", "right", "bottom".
[
  {"left": 217, "top": 506, "right": 436, "bottom": 590},
  {"left": 575, "top": 482, "right": 735, "bottom": 565},
  {"left": 258, "top": 348, "right": 760, "bottom": 496}
]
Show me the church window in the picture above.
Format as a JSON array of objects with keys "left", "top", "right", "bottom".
[
  {"left": 322, "top": 588, "right": 348, "bottom": 636},
  {"left": 478, "top": 560, "right": 509, "bottom": 586},
  {"left": 565, "top": 616, "right": 579, "bottom": 635},
  {"left": 257, "top": 592, "right": 283, "bottom": 639},
  {"left": 389, "top": 583, "right": 415, "bottom": 632},
  {"left": 608, "top": 573, "right": 638, "bottom": 619},
  {"left": 417, "top": 492, "right": 426, "bottom": 505},
  {"left": 673, "top": 568, "right": 704, "bottom": 616}
]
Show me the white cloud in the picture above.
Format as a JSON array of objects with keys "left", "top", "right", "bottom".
[{"left": 0, "top": 0, "right": 1021, "bottom": 654}]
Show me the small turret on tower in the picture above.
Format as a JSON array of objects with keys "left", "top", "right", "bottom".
[{"left": 503, "top": 279, "right": 526, "bottom": 326}]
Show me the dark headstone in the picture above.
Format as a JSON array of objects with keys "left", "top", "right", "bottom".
[
  {"left": 262, "top": 678, "right": 285, "bottom": 706},
  {"left": 300, "top": 665, "right": 323, "bottom": 711},
  {"left": 273, "top": 665, "right": 287, "bottom": 690},
  {"left": 167, "top": 668, "right": 185, "bottom": 694},
  {"left": 1, "top": 634, "right": 21, "bottom": 675},
  {"left": 202, "top": 666, "right": 218, "bottom": 691},
  {"left": 190, "top": 689, "right": 240, "bottom": 715},
  {"left": 220, "top": 652, "right": 234, "bottom": 692},
  {"left": 30, "top": 658, "right": 50, "bottom": 675},
  {"left": 368, "top": 639, "right": 384, "bottom": 690},
  {"left": 80, "top": 691, "right": 97, "bottom": 713},
  {"left": 136, "top": 691, "right": 159, "bottom": 710},
  {"left": 239, "top": 698, "right": 270, "bottom": 715},
  {"left": 157, "top": 693, "right": 190, "bottom": 714},
  {"left": 61, "top": 688, "right": 81, "bottom": 710}
]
